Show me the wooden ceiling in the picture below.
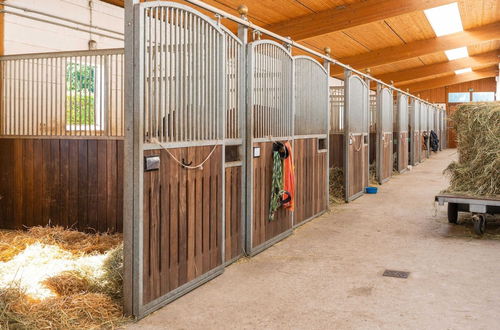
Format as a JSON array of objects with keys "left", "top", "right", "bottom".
[{"left": 106, "top": 0, "right": 499, "bottom": 92}]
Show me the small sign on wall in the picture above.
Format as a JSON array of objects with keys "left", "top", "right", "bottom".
[{"left": 144, "top": 156, "right": 160, "bottom": 172}]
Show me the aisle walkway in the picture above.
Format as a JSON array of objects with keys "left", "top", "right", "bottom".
[{"left": 131, "top": 149, "right": 500, "bottom": 329}]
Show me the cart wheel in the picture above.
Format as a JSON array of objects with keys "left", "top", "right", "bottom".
[
  {"left": 447, "top": 203, "right": 458, "bottom": 224},
  {"left": 473, "top": 214, "right": 486, "bottom": 236}
]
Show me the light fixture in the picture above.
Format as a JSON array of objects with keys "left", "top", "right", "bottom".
[
  {"left": 455, "top": 68, "right": 472, "bottom": 75},
  {"left": 445, "top": 47, "right": 469, "bottom": 60},
  {"left": 424, "top": 2, "right": 464, "bottom": 37}
]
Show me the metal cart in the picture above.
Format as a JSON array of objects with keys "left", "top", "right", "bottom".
[{"left": 435, "top": 194, "right": 500, "bottom": 235}]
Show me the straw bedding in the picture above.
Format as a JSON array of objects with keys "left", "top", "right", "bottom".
[
  {"left": 444, "top": 103, "right": 500, "bottom": 197},
  {"left": 0, "top": 226, "right": 127, "bottom": 329},
  {"left": 329, "top": 167, "right": 345, "bottom": 204}
]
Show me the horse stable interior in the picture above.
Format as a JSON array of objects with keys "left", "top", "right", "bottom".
[{"left": 0, "top": 0, "right": 499, "bottom": 326}]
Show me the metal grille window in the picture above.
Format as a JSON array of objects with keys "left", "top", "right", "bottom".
[
  {"left": 329, "top": 86, "right": 344, "bottom": 133},
  {"left": 370, "top": 91, "right": 376, "bottom": 132},
  {"left": 0, "top": 49, "right": 124, "bottom": 137},
  {"left": 142, "top": 6, "right": 224, "bottom": 144},
  {"left": 250, "top": 41, "right": 293, "bottom": 139},
  {"left": 224, "top": 29, "right": 242, "bottom": 140}
]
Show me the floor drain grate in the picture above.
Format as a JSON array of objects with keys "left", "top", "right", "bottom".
[{"left": 383, "top": 270, "right": 410, "bottom": 279}]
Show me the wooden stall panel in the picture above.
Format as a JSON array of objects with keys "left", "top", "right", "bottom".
[
  {"left": 142, "top": 145, "right": 223, "bottom": 305},
  {"left": 348, "top": 135, "right": 367, "bottom": 199},
  {"left": 224, "top": 166, "right": 243, "bottom": 262},
  {"left": 0, "top": 138, "right": 123, "bottom": 232},
  {"left": 252, "top": 142, "right": 292, "bottom": 249},
  {"left": 397, "top": 132, "right": 409, "bottom": 172},
  {"left": 294, "top": 138, "right": 327, "bottom": 226},
  {"left": 380, "top": 132, "right": 392, "bottom": 182}
]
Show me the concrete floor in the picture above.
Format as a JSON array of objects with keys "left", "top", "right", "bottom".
[{"left": 130, "top": 149, "right": 500, "bottom": 330}]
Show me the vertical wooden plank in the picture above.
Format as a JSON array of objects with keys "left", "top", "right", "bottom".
[
  {"left": 194, "top": 148, "right": 203, "bottom": 276},
  {"left": 106, "top": 140, "right": 117, "bottom": 232},
  {"left": 87, "top": 140, "right": 99, "bottom": 231},
  {"left": 216, "top": 146, "right": 222, "bottom": 266},
  {"left": 32, "top": 139, "right": 43, "bottom": 227},
  {"left": 97, "top": 140, "right": 108, "bottom": 232},
  {"left": 59, "top": 139, "right": 70, "bottom": 228},
  {"left": 186, "top": 146, "right": 196, "bottom": 281},
  {"left": 178, "top": 148, "right": 188, "bottom": 286},
  {"left": 77, "top": 140, "right": 89, "bottom": 231},
  {"left": 202, "top": 146, "right": 210, "bottom": 273},
  {"left": 22, "top": 139, "right": 34, "bottom": 228},
  {"left": 0, "top": 140, "right": 14, "bottom": 229},
  {"left": 149, "top": 152, "right": 161, "bottom": 301},
  {"left": 209, "top": 146, "right": 218, "bottom": 269},
  {"left": 168, "top": 147, "right": 180, "bottom": 290},
  {"left": 116, "top": 140, "right": 124, "bottom": 232},
  {"left": 160, "top": 144, "right": 171, "bottom": 295},
  {"left": 224, "top": 167, "right": 232, "bottom": 261},
  {"left": 142, "top": 154, "right": 151, "bottom": 304},
  {"left": 41, "top": 140, "right": 51, "bottom": 225},
  {"left": 49, "top": 140, "right": 61, "bottom": 225},
  {"left": 68, "top": 140, "right": 79, "bottom": 229}
]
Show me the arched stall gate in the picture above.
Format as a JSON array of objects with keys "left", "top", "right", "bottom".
[
  {"left": 376, "top": 85, "right": 393, "bottom": 184},
  {"left": 125, "top": 2, "right": 244, "bottom": 317},
  {"left": 409, "top": 98, "right": 421, "bottom": 166},
  {"left": 344, "top": 71, "right": 369, "bottom": 201},
  {"left": 124, "top": 1, "right": 330, "bottom": 317},
  {"left": 245, "top": 39, "right": 294, "bottom": 255},
  {"left": 395, "top": 93, "right": 409, "bottom": 173},
  {"left": 293, "top": 56, "right": 329, "bottom": 227}
]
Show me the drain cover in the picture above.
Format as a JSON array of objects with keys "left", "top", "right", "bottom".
[{"left": 383, "top": 270, "right": 410, "bottom": 279}]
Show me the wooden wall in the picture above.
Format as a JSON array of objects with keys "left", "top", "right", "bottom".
[
  {"left": 293, "top": 138, "right": 327, "bottom": 226},
  {"left": 347, "top": 135, "right": 368, "bottom": 200},
  {"left": 142, "top": 145, "right": 223, "bottom": 304},
  {"left": 379, "top": 132, "right": 392, "bottom": 182},
  {"left": 0, "top": 138, "right": 123, "bottom": 232},
  {"left": 252, "top": 142, "right": 292, "bottom": 249}
]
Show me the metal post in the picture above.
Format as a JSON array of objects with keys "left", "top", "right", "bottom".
[
  {"left": 343, "top": 69, "right": 351, "bottom": 201},
  {"left": 323, "top": 49, "right": 330, "bottom": 210},
  {"left": 123, "top": 0, "right": 142, "bottom": 318},
  {"left": 376, "top": 82, "right": 382, "bottom": 184},
  {"left": 363, "top": 74, "right": 370, "bottom": 188}
]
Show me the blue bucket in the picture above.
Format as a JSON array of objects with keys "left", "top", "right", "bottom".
[{"left": 365, "top": 186, "right": 378, "bottom": 194}]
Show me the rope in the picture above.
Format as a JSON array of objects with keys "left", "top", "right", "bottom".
[{"left": 152, "top": 138, "right": 218, "bottom": 170}]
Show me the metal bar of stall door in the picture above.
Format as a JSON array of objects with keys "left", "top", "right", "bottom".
[
  {"left": 237, "top": 23, "right": 248, "bottom": 257},
  {"left": 240, "top": 23, "right": 253, "bottom": 255},
  {"left": 323, "top": 56, "right": 330, "bottom": 210},
  {"left": 363, "top": 74, "right": 370, "bottom": 189},
  {"left": 343, "top": 69, "right": 351, "bottom": 202},
  {"left": 375, "top": 83, "right": 382, "bottom": 184}
]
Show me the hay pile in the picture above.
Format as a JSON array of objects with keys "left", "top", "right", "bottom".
[
  {"left": 0, "top": 226, "right": 127, "bottom": 329},
  {"left": 444, "top": 103, "right": 500, "bottom": 197},
  {"left": 329, "top": 167, "right": 345, "bottom": 204}
]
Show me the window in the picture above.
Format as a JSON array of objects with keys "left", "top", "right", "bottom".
[
  {"left": 66, "top": 62, "right": 103, "bottom": 131},
  {"left": 448, "top": 92, "right": 470, "bottom": 103},
  {"left": 472, "top": 92, "right": 495, "bottom": 102}
]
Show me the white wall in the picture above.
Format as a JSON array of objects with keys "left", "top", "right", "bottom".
[{"left": 4, "top": 0, "right": 124, "bottom": 55}]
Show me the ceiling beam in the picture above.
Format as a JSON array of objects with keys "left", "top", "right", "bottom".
[
  {"left": 376, "top": 50, "right": 500, "bottom": 85},
  {"left": 266, "top": 0, "right": 455, "bottom": 41},
  {"left": 331, "top": 22, "right": 500, "bottom": 75},
  {"left": 398, "top": 67, "right": 499, "bottom": 92}
]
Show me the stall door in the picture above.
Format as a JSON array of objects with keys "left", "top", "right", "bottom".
[
  {"left": 293, "top": 56, "right": 329, "bottom": 226},
  {"left": 376, "top": 86, "right": 392, "bottom": 184},
  {"left": 410, "top": 99, "right": 420, "bottom": 166},
  {"left": 396, "top": 94, "right": 409, "bottom": 173},
  {"left": 246, "top": 40, "right": 294, "bottom": 255},
  {"left": 344, "top": 72, "right": 369, "bottom": 201},
  {"left": 127, "top": 2, "right": 226, "bottom": 317}
]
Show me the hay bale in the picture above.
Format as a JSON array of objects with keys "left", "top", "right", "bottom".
[
  {"left": 329, "top": 167, "right": 345, "bottom": 204},
  {"left": 444, "top": 103, "right": 500, "bottom": 197}
]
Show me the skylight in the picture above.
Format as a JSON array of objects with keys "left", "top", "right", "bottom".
[
  {"left": 455, "top": 68, "right": 472, "bottom": 75},
  {"left": 424, "top": 2, "right": 464, "bottom": 37},
  {"left": 445, "top": 47, "right": 469, "bottom": 60}
]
